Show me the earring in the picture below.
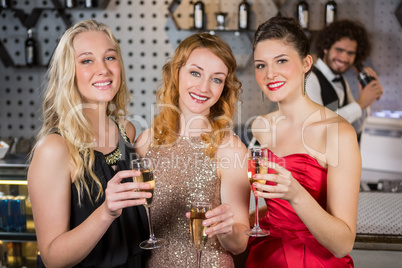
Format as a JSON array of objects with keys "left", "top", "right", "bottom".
[
  {"left": 262, "top": 91, "right": 265, "bottom": 103},
  {"left": 302, "top": 73, "right": 306, "bottom": 97}
]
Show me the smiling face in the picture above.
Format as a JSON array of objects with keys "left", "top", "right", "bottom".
[
  {"left": 73, "top": 30, "right": 121, "bottom": 104},
  {"left": 323, "top": 37, "right": 357, "bottom": 75},
  {"left": 178, "top": 48, "right": 228, "bottom": 118},
  {"left": 254, "top": 39, "right": 311, "bottom": 103}
]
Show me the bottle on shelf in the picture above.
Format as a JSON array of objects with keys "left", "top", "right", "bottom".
[
  {"left": 25, "top": 28, "right": 37, "bottom": 66},
  {"left": 296, "top": 0, "right": 309, "bottom": 30},
  {"left": 65, "top": 0, "right": 76, "bottom": 8},
  {"left": 238, "top": 0, "right": 250, "bottom": 30},
  {"left": 356, "top": 63, "right": 375, "bottom": 88},
  {"left": 85, "top": 0, "right": 96, "bottom": 8},
  {"left": 0, "top": 0, "right": 11, "bottom": 8},
  {"left": 193, "top": 1, "right": 205, "bottom": 30},
  {"left": 324, "top": 0, "right": 337, "bottom": 27}
]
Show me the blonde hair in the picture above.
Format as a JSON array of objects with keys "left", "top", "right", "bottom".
[
  {"left": 33, "top": 19, "right": 130, "bottom": 204},
  {"left": 152, "top": 33, "right": 242, "bottom": 158}
]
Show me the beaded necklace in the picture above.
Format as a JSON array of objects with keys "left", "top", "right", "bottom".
[{"left": 104, "top": 120, "right": 129, "bottom": 166}]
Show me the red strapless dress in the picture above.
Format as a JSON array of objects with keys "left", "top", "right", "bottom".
[{"left": 246, "top": 149, "right": 354, "bottom": 268}]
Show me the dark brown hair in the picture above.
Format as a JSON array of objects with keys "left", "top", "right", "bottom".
[
  {"left": 253, "top": 16, "right": 311, "bottom": 75},
  {"left": 314, "top": 19, "right": 372, "bottom": 65}
]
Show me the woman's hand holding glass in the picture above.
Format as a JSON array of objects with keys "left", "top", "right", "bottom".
[
  {"left": 245, "top": 148, "right": 270, "bottom": 237},
  {"left": 203, "top": 203, "right": 236, "bottom": 237},
  {"left": 104, "top": 170, "right": 151, "bottom": 218},
  {"left": 132, "top": 158, "right": 167, "bottom": 249},
  {"left": 253, "top": 158, "right": 303, "bottom": 201},
  {"left": 190, "top": 201, "right": 211, "bottom": 268},
  {"left": 186, "top": 203, "right": 235, "bottom": 238}
]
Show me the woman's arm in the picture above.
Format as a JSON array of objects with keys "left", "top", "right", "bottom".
[
  {"left": 316, "top": 121, "right": 361, "bottom": 256},
  {"left": 254, "top": 120, "right": 361, "bottom": 258},
  {"left": 28, "top": 134, "right": 151, "bottom": 267},
  {"left": 203, "top": 134, "right": 251, "bottom": 255}
]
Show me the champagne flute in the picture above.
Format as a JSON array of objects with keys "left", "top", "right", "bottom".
[
  {"left": 244, "top": 148, "right": 270, "bottom": 237},
  {"left": 190, "top": 201, "right": 211, "bottom": 268},
  {"left": 131, "top": 158, "right": 167, "bottom": 249}
]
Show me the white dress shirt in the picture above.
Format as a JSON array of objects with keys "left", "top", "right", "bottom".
[{"left": 306, "top": 58, "right": 363, "bottom": 124}]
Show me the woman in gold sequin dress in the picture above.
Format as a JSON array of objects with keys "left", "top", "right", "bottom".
[{"left": 135, "top": 33, "right": 251, "bottom": 267}]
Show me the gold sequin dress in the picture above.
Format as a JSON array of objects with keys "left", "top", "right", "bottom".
[{"left": 145, "top": 136, "right": 235, "bottom": 268}]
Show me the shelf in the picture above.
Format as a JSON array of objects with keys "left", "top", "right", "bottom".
[
  {"left": 168, "top": 0, "right": 278, "bottom": 32},
  {"left": 0, "top": 6, "right": 71, "bottom": 67},
  {"left": 206, "top": 29, "right": 252, "bottom": 35},
  {"left": 0, "top": 163, "right": 34, "bottom": 243},
  {"left": 0, "top": 231, "right": 36, "bottom": 242},
  {"left": 0, "top": 0, "right": 110, "bottom": 68},
  {"left": 62, "top": 0, "right": 110, "bottom": 9},
  {"left": 0, "top": 154, "right": 29, "bottom": 168}
]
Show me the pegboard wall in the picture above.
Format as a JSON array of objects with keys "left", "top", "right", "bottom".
[{"left": 0, "top": 0, "right": 401, "bottom": 145}]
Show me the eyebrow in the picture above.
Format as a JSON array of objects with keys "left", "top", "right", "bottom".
[
  {"left": 254, "top": 53, "right": 288, "bottom": 62},
  {"left": 76, "top": 48, "right": 117, "bottom": 58},
  {"left": 334, "top": 47, "right": 356, "bottom": 54},
  {"left": 189, "top": 63, "right": 227, "bottom": 76},
  {"left": 274, "top": 53, "right": 287, "bottom": 58}
]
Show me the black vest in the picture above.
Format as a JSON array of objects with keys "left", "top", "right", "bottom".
[{"left": 312, "top": 66, "right": 348, "bottom": 111}]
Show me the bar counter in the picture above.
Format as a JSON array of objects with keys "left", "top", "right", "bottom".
[
  {"left": 1, "top": 158, "right": 402, "bottom": 251},
  {"left": 354, "top": 192, "right": 402, "bottom": 251}
]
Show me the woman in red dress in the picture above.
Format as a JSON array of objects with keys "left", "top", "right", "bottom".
[{"left": 246, "top": 16, "right": 361, "bottom": 267}]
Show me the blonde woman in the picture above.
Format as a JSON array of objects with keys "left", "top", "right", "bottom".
[
  {"left": 28, "top": 19, "right": 150, "bottom": 267},
  {"left": 135, "top": 33, "right": 250, "bottom": 267}
]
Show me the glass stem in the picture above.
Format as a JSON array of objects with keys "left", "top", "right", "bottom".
[
  {"left": 144, "top": 205, "right": 156, "bottom": 241},
  {"left": 196, "top": 250, "right": 202, "bottom": 268},
  {"left": 254, "top": 194, "right": 259, "bottom": 229}
]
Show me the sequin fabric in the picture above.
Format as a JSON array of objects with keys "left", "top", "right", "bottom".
[{"left": 145, "top": 136, "right": 235, "bottom": 268}]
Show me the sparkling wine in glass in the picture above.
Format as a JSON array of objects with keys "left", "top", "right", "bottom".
[
  {"left": 244, "top": 148, "right": 270, "bottom": 237},
  {"left": 132, "top": 158, "right": 167, "bottom": 249},
  {"left": 190, "top": 201, "right": 211, "bottom": 268}
]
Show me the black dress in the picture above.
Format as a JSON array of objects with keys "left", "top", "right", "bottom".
[{"left": 68, "top": 122, "right": 149, "bottom": 267}]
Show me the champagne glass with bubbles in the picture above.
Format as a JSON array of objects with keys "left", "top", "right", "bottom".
[
  {"left": 245, "top": 148, "right": 270, "bottom": 237},
  {"left": 190, "top": 201, "right": 211, "bottom": 268},
  {"left": 132, "top": 158, "right": 167, "bottom": 249}
]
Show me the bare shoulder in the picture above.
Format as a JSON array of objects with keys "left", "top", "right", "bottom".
[
  {"left": 28, "top": 133, "right": 71, "bottom": 183},
  {"left": 32, "top": 134, "right": 69, "bottom": 161},
  {"left": 313, "top": 109, "right": 356, "bottom": 140},
  {"left": 303, "top": 108, "right": 358, "bottom": 166},
  {"left": 134, "top": 128, "right": 152, "bottom": 157},
  {"left": 216, "top": 131, "right": 247, "bottom": 162},
  {"left": 216, "top": 132, "right": 248, "bottom": 181},
  {"left": 251, "top": 111, "right": 280, "bottom": 147},
  {"left": 251, "top": 113, "right": 274, "bottom": 132},
  {"left": 333, "top": 117, "right": 359, "bottom": 147}
]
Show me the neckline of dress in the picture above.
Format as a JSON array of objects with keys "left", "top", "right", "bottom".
[
  {"left": 178, "top": 135, "right": 203, "bottom": 139},
  {"left": 93, "top": 119, "right": 124, "bottom": 160},
  {"left": 264, "top": 148, "right": 326, "bottom": 169}
]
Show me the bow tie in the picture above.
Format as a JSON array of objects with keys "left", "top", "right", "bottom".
[{"left": 332, "top": 76, "right": 343, "bottom": 83}]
